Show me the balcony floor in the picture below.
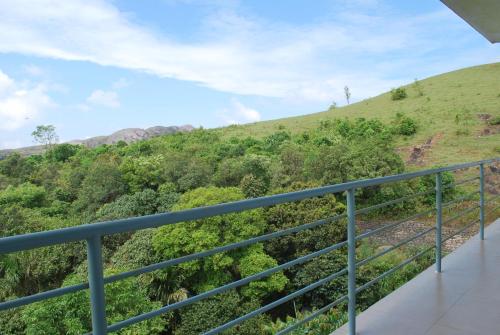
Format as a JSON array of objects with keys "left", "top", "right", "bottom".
[{"left": 332, "top": 218, "right": 500, "bottom": 335}]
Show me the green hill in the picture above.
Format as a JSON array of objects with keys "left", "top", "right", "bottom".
[{"left": 219, "top": 62, "right": 500, "bottom": 168}]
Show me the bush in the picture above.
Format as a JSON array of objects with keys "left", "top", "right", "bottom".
[
  {"left": 390, "top": 87, "right": 407, "bottom": 101},
  {"left": 489, "top": 116, "right": 500, "bottom": 125},
  {"left": 393, "top": 115, "right": 418, "bottom": 136}
]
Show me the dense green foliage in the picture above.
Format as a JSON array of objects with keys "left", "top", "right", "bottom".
[
  {"left": 489, "top": 116, "right": 500, "bottom": 125},
  {"left": 393, "top": 112, "right": 418, "bottom": 136},
  {"left": 390, "top": 87, "right": 408, "bottom": 101},
  {"left": 23, "top": 269, "right": 164, "bottom": 335},
  {"left": 0, "top": 117, "right": 449, "bottom": 334},
  {"left": 153, "top": 187, "right": 288, "bottom": 297}
]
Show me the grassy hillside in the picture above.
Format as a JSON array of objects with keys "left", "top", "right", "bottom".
[{"left": 219, "top": 63, "right": 500, "bottom": 168}]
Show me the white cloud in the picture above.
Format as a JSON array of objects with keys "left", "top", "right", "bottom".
[
  {"left": 87, "top": 89, "right": 120, "bottom": 108},
  {"left": 0, "top": 0, "right": 498, "bottom": 104},
  {"left": 24, "top": 64, "right": 44, "bottom": 76},
  {"left": 218, "top": 99, "right": 261, "bottom": 125},
  {"left": 0, "top": 70, "right": 52, "bottom": 130},
  {"left": 74, "top": 103, "right": 91, "bottom": 112},
  {"left": 112, "top": 77, "right": 131, "bottom": 89}
]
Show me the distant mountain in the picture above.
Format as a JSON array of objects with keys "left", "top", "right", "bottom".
[
  {"left": 0, "top": 125, "right": 194, "bottom": 157},
  {"left": 68, "top": 125, "right": 194, "bottom": 147}
]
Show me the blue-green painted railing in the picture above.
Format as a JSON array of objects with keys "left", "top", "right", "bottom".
[{"left": 1, "top": 158, "right": 499, "bottom": 335}]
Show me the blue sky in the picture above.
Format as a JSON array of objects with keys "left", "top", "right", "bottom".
[{"left": 0, "top": 0, "right": 498, "bottom": 149}]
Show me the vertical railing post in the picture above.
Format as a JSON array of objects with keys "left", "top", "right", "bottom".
[
  {"left": 435, "top": 173, "right": 442, "bottom": 273},
  {"left": 87, "top": 235, "right": 107, "bottom": 335},
  {"left": 347, "top": 188, "right": 356, "bottom": 335},
  {"left": 479, "top": 163, "right": 485, "bottom": 240}
]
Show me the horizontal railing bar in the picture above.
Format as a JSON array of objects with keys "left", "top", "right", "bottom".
[
  {"left": 276, "top": 295, "right": 348, "bottom": 335},
  {"left": 104, "top": 213, "right": 347, "bottom": 285},
  {"left": 356, "top": 246, "right": 434, "bottom": 293},
  {"left": 356, "top": 227, "right": 435, "bottom": 267},
  {"left": 356, "top": 189, "right": 435, "bottom": 215},
  {"left": 356, "top": 208, "right": 435, "bottom": 241},
  {"left": 203, "top": 268, "right": 349, "bottom": 335},
  {"left": 442, "top": 191, "right": 479, "bottom": 208},
  {"left": 106, "top": 240, "right": 348, "bottom": 333},
  {"left": 442, "top": 219, "right": 479, "bottom": 243},
  {"left": 0, "top": 282, "right": 89, "bottom": 311},
  {"left": 1, "top": 158, "right": 498, "bottom": 254},
  {"left": 1, "top": 214, "right": 348, "bottom": 310},
  {"left": 442, "top": 205, "right": 480, "bottom": 225}
]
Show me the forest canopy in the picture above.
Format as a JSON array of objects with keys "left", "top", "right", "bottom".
[{"left": 0, "top": 116, "right": 442, "bottom": 334}]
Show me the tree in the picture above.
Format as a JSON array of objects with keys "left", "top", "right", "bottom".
[
  {"left": 264, "top": 182, "right": 346, "bottom": 264},
  {"left": 344, "top": 86, "right": 351, "bottom": 104},
  {"left": 174, "top": 291, "right": 269, "bottom": 335},
  {"left": 95, "top": 189, "right": 160, "bottom": 222},
  {"left": 72, "top": 155, "right": 127, "bottom": 217},
  {"left": 0, "top": 152, "right": 36, "bottom": 182},
  {"left": 0, "top": 183, "right": 46, "bottom": 208},
  {"left": 240, "top": 174, "right": 267, "bottom": 198},
  {"left": 120, "top": 154, "right": 167, "bottom": 193},
  {"left": 47, "top": 143, "right": 80, "bottom": 162},
  {"left": 31, "top": 125, "right": 59, "bottom": 149},
  {"left": 152, "top": 187, "right": 287, "bottom": 297}
]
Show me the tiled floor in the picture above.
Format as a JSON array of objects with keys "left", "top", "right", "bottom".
[{"left": 332, "top": 218, "right": 500, "bottom": 335}]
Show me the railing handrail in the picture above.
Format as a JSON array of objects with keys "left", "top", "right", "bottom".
[{"left": 1, "top": 157, "right": 498, "bottom": 255}]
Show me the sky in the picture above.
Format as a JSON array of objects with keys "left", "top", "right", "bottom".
[{"left": 0, "top": 0, "right": 498, "bottom": 149}]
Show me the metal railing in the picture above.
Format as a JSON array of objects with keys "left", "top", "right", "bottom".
[{"left": 0, "top": 158, "right": 499, "bottom": 335}]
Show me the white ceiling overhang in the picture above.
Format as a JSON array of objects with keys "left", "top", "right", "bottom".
[{"left": 441, "top": 0, "right": 500, "bottom": 43}]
